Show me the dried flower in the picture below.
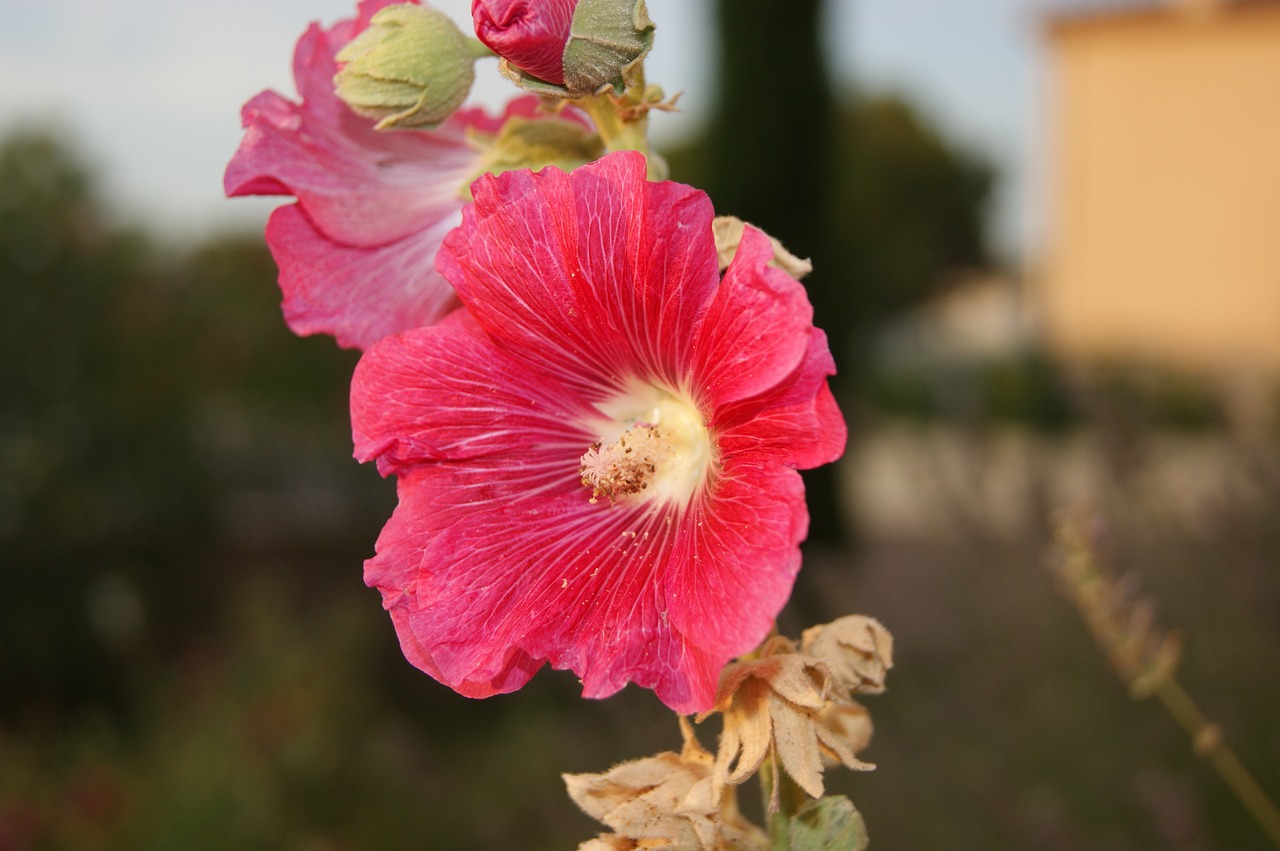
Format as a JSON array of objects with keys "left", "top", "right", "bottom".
[
  {"left": 801, "top": 615, "right": 894, "bottom": 696},
  {"left": 565, "top": 719, "right": 768, "bottom": 851},
  {"left": 703, "top": 636, "right": 875, "bottom": 805},
  {"left": 351, "top": 151, "right": 845, "bottom": 713}
]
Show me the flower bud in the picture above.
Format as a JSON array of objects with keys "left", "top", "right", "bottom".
[
  {"left": 471, "top": 0, "right": 579, "bottom": 86},
  {"left": 487, "top": 0, "right": 655, "bottom": 98},
  {"left": 335, "top": 4, "right": 484, "bottom": 131}
]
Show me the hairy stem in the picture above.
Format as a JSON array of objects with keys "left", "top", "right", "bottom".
[{"left": 761, "top": 754, "right": 809, "bottom": 850}]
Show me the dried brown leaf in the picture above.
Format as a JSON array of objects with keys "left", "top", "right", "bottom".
[{"left": 716, "top": 676, "right": 773, "bottom": 788}]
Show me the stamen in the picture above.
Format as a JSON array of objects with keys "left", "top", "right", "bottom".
[
  {"left": 579, "top": 382, "right": 713, "bottom": 508},
  {"left": 579, "top": 425, "right": 666, "bottom": 504}
]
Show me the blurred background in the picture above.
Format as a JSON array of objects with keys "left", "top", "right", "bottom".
[{"left": 2, "top": 0, "right": 1279, "bottom": 848}]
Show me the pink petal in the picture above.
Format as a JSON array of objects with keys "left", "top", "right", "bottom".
[
  {"left": 357, "top": 151, "right": 848, "bottom": 713},
  {"left": 436, "top": 151, "right": 720, "bottom": 397},
  {"left": 472, "top": 0, "right": 578, "bottom": 86},
  {"left": 352, "top": 321, "right": 738, "bottom": 712},
  {"left": 714, "top": 327, "right": 847, "bottom": 470},
  {"left": 691, "top": 225, "right": 813, "bottom": 408},
  {"left": 718, "top": 379, "right": 846, "bottom": 471},
  {"left": 351, "top": 317, "right": 596, "bottom": 477},
  {"left": 369, "top": 461, "right": 726, "bottom": 712},
  {"left": 266, "top": 204, "right": 462, "bottom": 349},
  {"left": 365, "top": 468, "right": 552, "bottom": 697},
  {"left": 666, "top": 463, "right": 808, "bottom": 662}
]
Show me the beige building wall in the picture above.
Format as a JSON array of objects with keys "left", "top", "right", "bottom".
[{"left": 1041, "top": 1, "right": 1280, "bottom": 375}]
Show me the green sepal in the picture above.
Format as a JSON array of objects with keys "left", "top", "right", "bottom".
[
  {"left": 562, "top": 0, "right": 655, "bottom": 94},
  {"left": 495, "top": 59, "right": 574, "bottom": 97}
]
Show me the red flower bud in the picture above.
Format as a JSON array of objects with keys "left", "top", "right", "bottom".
[{"left": 472, "top": 0, "right": 579, "bottom": 85}]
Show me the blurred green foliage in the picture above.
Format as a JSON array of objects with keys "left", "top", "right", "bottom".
[
  {"left": 825, "top": 95, "right": 994, "bottom": 325},
  {"left": 0, "top": 127, "right": 376, "bottom": 722}
]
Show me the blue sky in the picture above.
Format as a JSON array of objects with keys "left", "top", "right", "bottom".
[{"left": 0, "top": 0, "right": 1052, "bottom": 257}]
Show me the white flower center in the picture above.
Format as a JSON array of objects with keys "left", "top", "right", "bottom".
[{"left": 579, "top": 382, "right": 712, "bottom": 508}]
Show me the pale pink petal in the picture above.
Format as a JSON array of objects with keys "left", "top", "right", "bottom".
[
  {"left": 224, "top": 1, "right": 551, "bottom": 349},
  {"left": 225, "top": 16, "right": 485, "bottom": 248},
  {"left": 266, "top": 205, "right": 460, "bottom": 349}
]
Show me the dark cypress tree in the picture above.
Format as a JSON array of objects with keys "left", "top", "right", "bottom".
[{"left": 703, "top": 0, "right": 846, "bottom": 546}]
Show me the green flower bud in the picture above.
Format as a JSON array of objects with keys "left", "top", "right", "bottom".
[{"left": 335, "top": 4, "right": 487, "bottom": 131}]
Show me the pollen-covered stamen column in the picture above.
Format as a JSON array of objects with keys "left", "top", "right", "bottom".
[{"left": 580, "top": 383, "right": 712, "bottom": 507}]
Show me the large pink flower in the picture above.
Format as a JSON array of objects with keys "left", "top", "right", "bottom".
[
  {"left": 226, "top": 0, "right": 542, "bottom": 350},
  {"left": 351, "top": 151, "right": 845, "bottom": 714}
]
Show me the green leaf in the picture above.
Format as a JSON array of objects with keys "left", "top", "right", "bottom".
[{"left": 784, "top": 796, "right": 869, "bottom": 851}]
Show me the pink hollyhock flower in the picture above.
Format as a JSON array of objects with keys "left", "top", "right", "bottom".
[
  {"left": 472, "top": 0, "right": 578, "bottom": 85},
  {"left": 351, "top": 151, "right": 846, "bottom": 714},
  {"left": 226, "top": 0, "right": 544, "bottom": 350}
]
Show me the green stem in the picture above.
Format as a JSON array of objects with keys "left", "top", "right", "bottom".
[
  {"left": 761, "top": 755, "right": 809, "bottom": 851},
  {"left": 1155, "top": 677, "right": 1280, "bottom": 848},
  {"left": 760, "top": 760, "right": 785, "bottom": 849},
  {"left": 575, "top": 93, "right": 650, "bottom": 157}
]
